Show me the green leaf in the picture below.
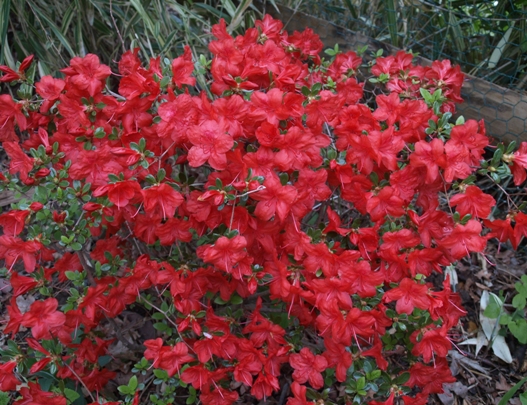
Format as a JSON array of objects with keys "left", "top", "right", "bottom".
[
  {"left": 508, "top": 319, "right": 527, "bottom": 344},
  {"left": 65, "top": 271, "right": 79, "bottom": 281},
  {"left": 128, "top": 375, "right": 138, "bottom": 391},
  {"left": 394, "top": 372, "right": 410, "bottom": 385},
  {"left": 117, "top": 385, "right": 131, "bottom": 395},
  {"left": 70, "top": 242, "right": 83, "bottom": 251},
  {"left": 512, "top": 293, "right": 527, "bottom": 310},
  {"left": 64, "top": 388, "right": 80, "bottom": 402},
  {"left": 153, "top": 322, "right": 170, "bottom": 332},
  {"left": 94, "top": 127, "right": 106, "bottom": 138},
  {"left": 98, "top": 355, "right": 112, "bottom": 367},
  {"left": 419, "top": 88, "right": 433, "bottom": 104},
  {"left": 186, "top": 386, "right": 197, "bottom": 404},
  {"left": 157, "top": 168, "right": 166, "bottom": 182},
  {"left": 483, "top": 293, "right": 503, "bottom": 319},
  {"left": 153, "top": 369, "right": 169, "bottom": 380},
  {"left": 214, "top": 296, "right": 228, "bottom": 305},
  {"left": 230, "top": 295, "right": 243, "bottom": 305},
  {"left": 356, "top": 376, "right": 366, "bottom": 390}
]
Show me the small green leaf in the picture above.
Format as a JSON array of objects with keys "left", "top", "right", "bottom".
[
  {"left": 484, "top": 293, "right": 503, "bottom": 319},
  {"left": 214, "top": 296, "right": 228, "bottom": 305},
  {"left": 117, "top": 385, "right": 131, "bottom": 395},
  {"left": 64, "top": 388, "right": 80, "bottom": 402},
  {"left": 419, "top": 88, "right": 433, "bottom": 104},
  {"left": 157, "top": 169, "right": 166, "bottom": 182},
  {"left": 512, "top": 294, "right": 527, "bottom": 310},
  {"left": 356, "top": 376, "right": 366, "bottom": 390},
  {"left": 65, "top": 271, "right": 79, "bottom": 281},
  {"left": 160, "top": 76, "right": 171, "bottom": 88},
  {"left": 394, "top": 372, "right": 410, "bottom": 385},
  {"left": 153, "top": 322, "right": 170, "bottom": 332},
  {"left": 230, "top": 295, "right": 243, "bottom": 305},
  {"left": 128, "top": 375, "right": 138, "bottom": 391},
  {"left": 186, "top": 386, "right": 197, "bottom": 404},
  {"left": 508, "top": 319, "right": 527, "bottom": 344},
  {"left": 94, "top": 127, "right": 106, "bottom": 138},
  {"left": 98, "top": 355, "right": 112, "bottom": 367},
  {"left": 70, "top": 242, "right": 83, "bottom": 251},
  {"left": 0, "top": 392, "right": 9, "bottom": 405},
  {"left": 153, "top": 369, "right": 169, "bottom": 380}
]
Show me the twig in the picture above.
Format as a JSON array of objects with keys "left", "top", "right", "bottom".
[
  {"left": 64, "top": 362, "right": 96, "bottom": 402},
  {"left": 110, "top": 0, "right": 126, "bottom": 53},
  {"left": 105, "top": 316, "right": 145, "bottom": 352},
  {"left": 485, "top": 173, "right": 520, "bottom": 211},
  {"left": 138, "top": 295, "right": 197, "bottom": 355},
  {"left": 76, "top": 251, "right": 96, "bottom": 287}
]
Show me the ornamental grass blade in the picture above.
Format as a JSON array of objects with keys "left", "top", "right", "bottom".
[
  {"left": 228, "top": 0, "right": 253, "bottom": 33},
  {"left": 129, "top": 0, "right": 164, "bottom": 48},
  {"left": 342, "top": 0, "right": 357, "bottom": 19},
  {"left": 447, "top": 12, "right": 465, "bottom": 54},
  {"left": 498, "top": 375, "right": 527, "bottom": 405},
  {"left": 217, "top": 0, "right": 237, "bottom": 19},
  {"left": 0, "top": 0, "right": 13, "bottom": 66},
  {"left": 28, "top": 2, "right": 76, "bottom": 58},
  {"left": 382, "top": 0, "right": 398, "bottom": 47},
  {"left": 487, "top": 22, "right": 515, "bottom": 69}
]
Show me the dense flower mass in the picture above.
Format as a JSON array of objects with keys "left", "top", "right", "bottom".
[{"left": 1, "top": 14, "right": 527, "bottom": 405}]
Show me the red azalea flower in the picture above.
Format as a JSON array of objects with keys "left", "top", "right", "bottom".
[
  {"left": 21, "top": 298, "right": 66, "bottom": 340},
  {"left": 411, "top": 327, "right": 451, "bottom": 363},
  {"left": 142, "top": 183, "right": 184, "bottom": 219},
  {"left": 13, "top": 381, "right": 66, "bottom": 405},
  {"left": 0, "top": 54, "right": 34, "bottom": 82},
  {"left": 383, "top": 278, "right": 431, "bottom": 315},
  {"left": 0, "top": 361, "right": 20, "bottom": 391},
  {"left": 290, "top": 348, "right": 328, "bottom": 389},
  {"left": 60, "top": 54, "right": 112, "bottom": 96}
]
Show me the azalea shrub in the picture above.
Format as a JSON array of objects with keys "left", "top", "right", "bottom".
[{"left": 1, "top": 14, "right": 527, "bottom": 405}]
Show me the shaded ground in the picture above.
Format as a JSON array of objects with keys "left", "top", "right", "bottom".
[{"left": 443, "top": 242, "right": 527, "bottom": 405}]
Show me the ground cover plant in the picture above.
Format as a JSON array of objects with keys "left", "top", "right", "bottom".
[{"left": 1, "top": 14, "right": 527, "bottom": 405}]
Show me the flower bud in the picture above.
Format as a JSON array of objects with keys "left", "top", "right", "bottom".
[
  {"left": 83, "top": 202, "right": 103, "bottom": 212},
  {"left": 34, "top": 168, "right": 50, "bottom": 178},
  {"left": 53, "top": 211, "right": 67, "bottom": 223},
  {"left": 29, "top": 202, "right": 44, "bottom": 212}
]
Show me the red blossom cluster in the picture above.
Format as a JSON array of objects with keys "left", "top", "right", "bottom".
[{"left": 1, "top": 14, "right": 527, "bottom": 405}]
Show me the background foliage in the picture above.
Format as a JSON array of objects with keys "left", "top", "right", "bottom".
[
  {"left": 1, "top": 0, "right": 260, "bottom": 76},
  {"left": 3, "top": 0, "right": 526, "bottom": 91},
  {"left": 282, "top": 0, "right": 527, "bottom": 91}
]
